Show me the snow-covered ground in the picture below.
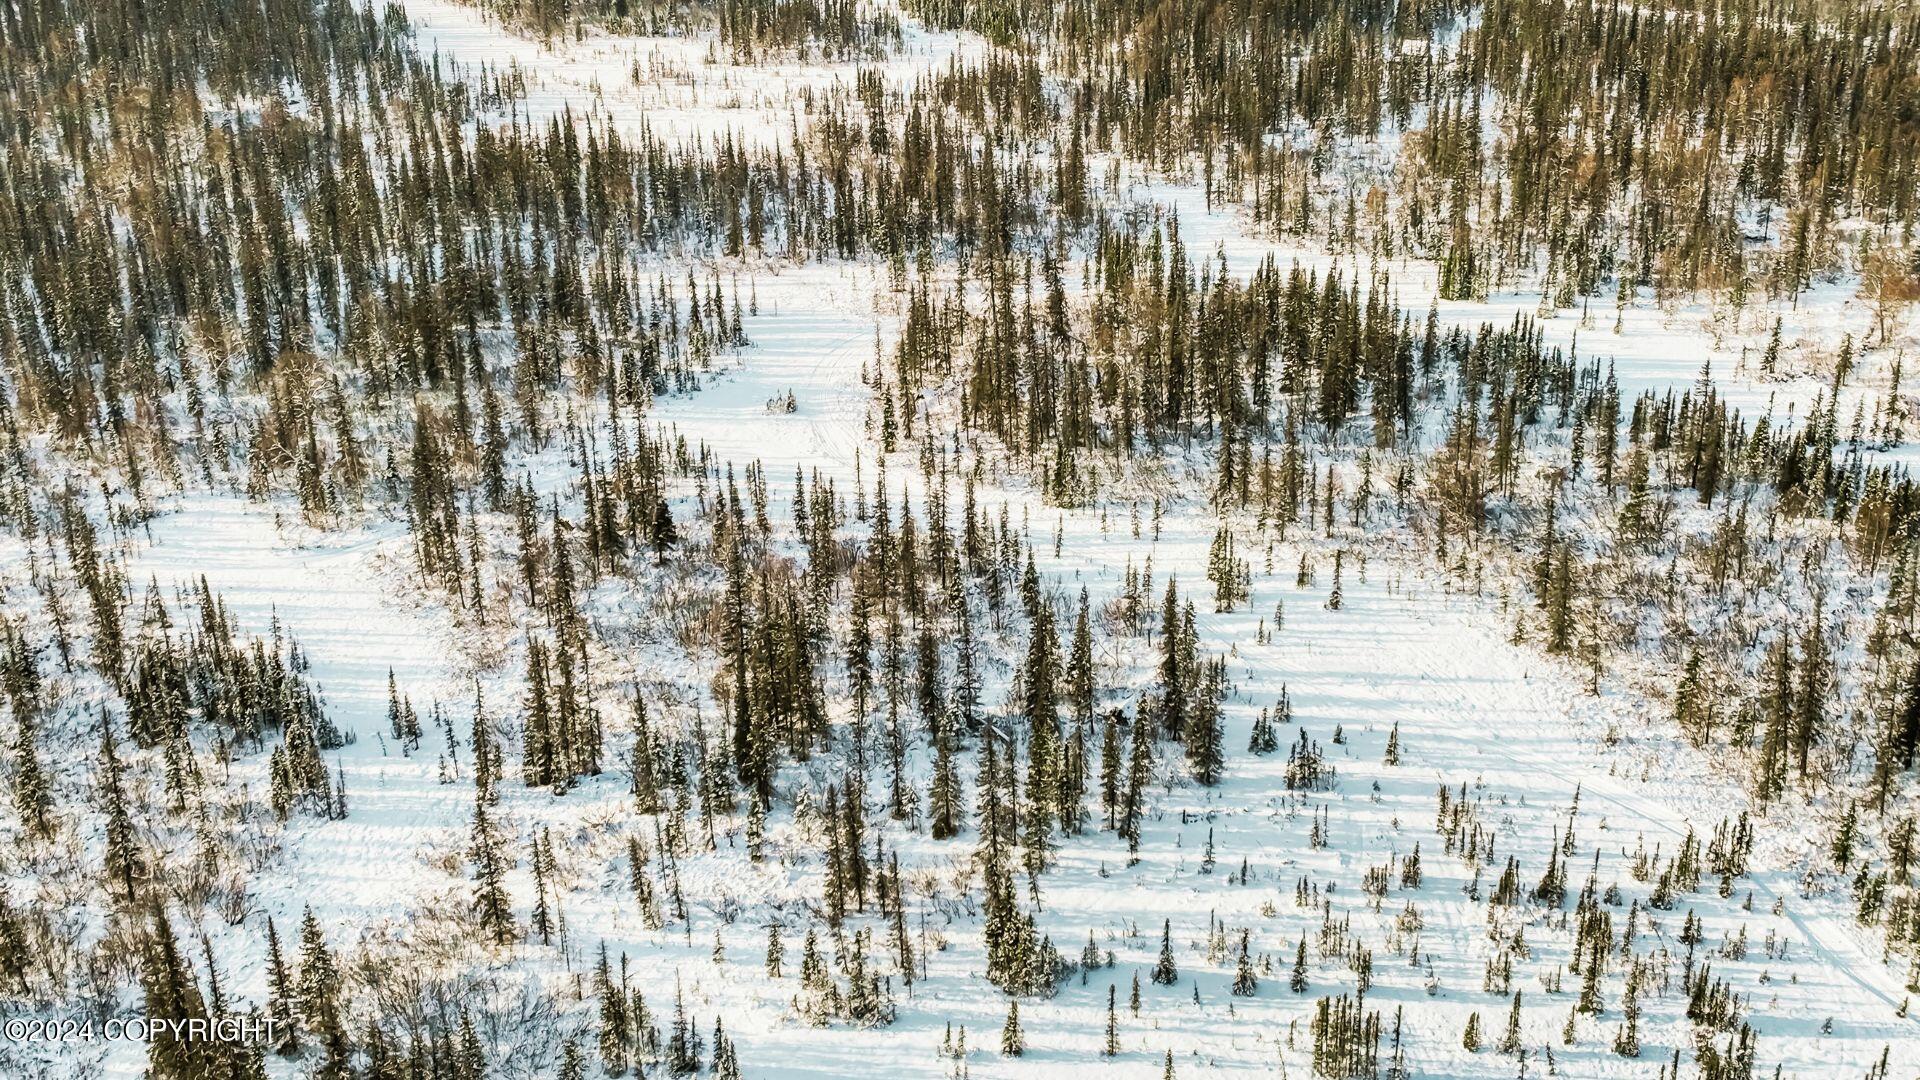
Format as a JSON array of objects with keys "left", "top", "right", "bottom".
[
  {"left": 7, "top": 5, "right": 1917, "bottom": 1079},
  {"left": 403, "top": 0, "right": 1910, "bottom": 453},
  {"left": 649, "top": 261, "right": 881, "bottom": 478},
  {"left": 128, "top": 497, "right": 470, "bottom": 914},
  {"left": 37, "top": 218, "right": 1903, "bottom": 1075},
  {"left": 52, "top": 471, "right": 1912, "bottom": 1077},
  {"left": 1134, "top": 167, "right": 1903, "bottom": 453},
  {"left": 404, "top": 0, "right": 986, "bottom": 148}
]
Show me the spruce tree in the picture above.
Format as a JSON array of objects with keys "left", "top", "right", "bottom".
[
  {"left": 97, "top": 714, "right": 144, "bottom": 902},
  {"left": 296, "top": 907, "right": 351, "bottom": 1079},
  {"left": 1152, "top": 919, "right": 1179, "bottom": 985},
  {"left": 1499, "top": 991, "right": 1524, "bottom": 1055},
  {"left": 1232, "top": 930, "right": 1258, "bottom": 996},
  {"left": 470, "top": 796, "right": 515, "bottom": 945},
  {"left": 138, "top": 902, "right": 215, "bottom": 1080},
  {"left": 11, "top": 712, "right": 52, "bottom": 836},
  {"left": 0, "top": 885, "right": 28, "bottom": 994},
  {"left": 265, "top": 915, "right": 298, "bottom": 1054},
  {"left": 1104, "top": 984, "right": 1120, "bottom": 1055}
]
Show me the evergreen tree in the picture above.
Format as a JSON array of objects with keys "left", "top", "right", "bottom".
[
  {"left": 1231, "top": 930, "right": 1258, "bottom": 996},
  {"left": 1499, "top": 991, "right": 1524, "bottom": 1055},
  {"left": 0, "top": 885, "right": 29, "bottom": 994},
  {"left": 1000, "top": 998, "right": 1024, "bottom": 1056},
  {"left": 1104, "top": 984, "right": 1120, "bottom": 1055},
  {"left": 1152, "top": 919, "right": 1179, "bottom": 985},
  {"left": 10, "top": 711, "right": 52, "bottom": 836},
  {"left": 264, "top": 916, "right": 298, "bottom": 1054},
  {"left": 97, "top": 714, "right": 144, "bottom": 902},
  {"left": 470, "top": 796, "right": 515, "bottom": 945},
  {"left": 296, "top": 907, "right": 351, "bottom": 1079},
  {"left": 138, "top": 902, "right": 216, "bottom": 1080}
]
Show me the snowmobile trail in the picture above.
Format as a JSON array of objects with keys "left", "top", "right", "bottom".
[
  {"left": 1323, "top": 575, "right": 1911, "bottom": 1027},
  {"left": 130, "top": 494, "right": 473, "bottom": 917}
]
